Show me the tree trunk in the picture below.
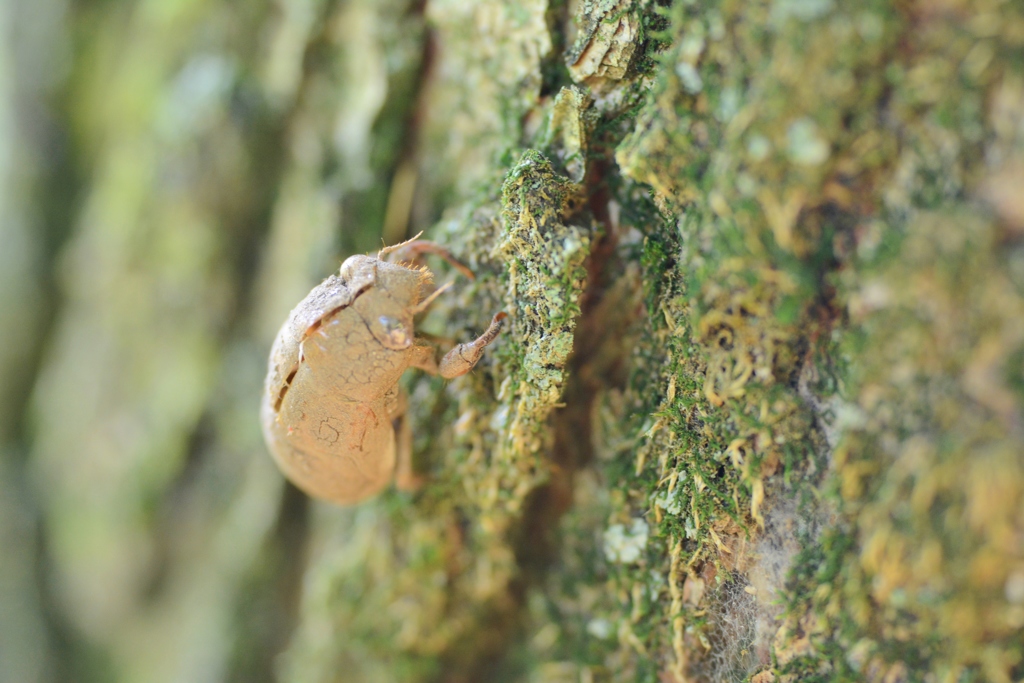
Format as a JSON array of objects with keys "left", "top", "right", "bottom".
[{"left": 2, "top": 0, "right": 1023, "bottom": 681}]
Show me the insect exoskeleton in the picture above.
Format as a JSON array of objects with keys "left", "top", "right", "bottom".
[{"left": 261, "top": 239, "right": 506, "bottom": 505}]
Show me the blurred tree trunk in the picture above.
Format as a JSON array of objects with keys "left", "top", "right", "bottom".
[{"left": 2, "top": 0, "right": 1023, "bottom": 682}]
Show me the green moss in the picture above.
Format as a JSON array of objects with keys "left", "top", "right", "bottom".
[
  {"left": 795, "top": 209, "right": 1024, "bottom": 680},
  {"left": 550, "top": 0, "right": 1013, "bottom": 678}
]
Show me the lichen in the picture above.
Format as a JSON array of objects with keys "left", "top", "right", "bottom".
[
  {"left": 539, "top": 0, "right": 1024, "bottom": 679},
  {"left": 566, "top": 0, "right": 641, "bottom": 85},
  {"left": 496, "top": 149, "right": 591, "bottom": 455}
]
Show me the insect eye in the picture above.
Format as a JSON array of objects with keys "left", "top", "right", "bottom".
[{"left": 377, "top": 315, "right": 412, "bottom": 349}]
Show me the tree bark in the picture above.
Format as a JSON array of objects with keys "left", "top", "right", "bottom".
[{"left": 2, "top": 0, "right": 1023, "bottom": 682}]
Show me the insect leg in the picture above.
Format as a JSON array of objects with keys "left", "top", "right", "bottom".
[
  {"left": 407, "top": 342, "right": 440, "bottom": 374},
  {"left": 438, "top": 312, "right": 507, "bottom": 379},
  {"left": 393, "top": 413, "right": 422, "bottom": 492},
  {"left": 384, "top": 384, "right": 408, "bottom": 420},
  {"left": 379, "top": 238, "right": 475, "bottom": 280}
]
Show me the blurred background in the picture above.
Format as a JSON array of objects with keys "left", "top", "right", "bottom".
[{"left": 0, "top": 0, "right": 434, "bottom": 680}]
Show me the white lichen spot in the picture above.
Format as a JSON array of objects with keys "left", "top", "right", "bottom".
[
  {"left": 655, "top": 487, "right": 684, "bottom": 515},
  {"left": 684, "top": 517, "right": 697, "bottom": 540},
  {"left": 850, "top": 279, "right": 892, "bottom": 316},
  {"left": 679, "top": 29, "right": 706, "bottom": 64},
  {"left": 675, "top": 62, "right": 704, "bottom": 94},
  {"left": 489, "top": 404, "right": 510, "bottom": 430},
  {"left": 716, "top": 87, "right": 741, "bottom": 123},
  {"left": 586, "top": 617, "right": 614, "bottom": 639},
  {"left": 772, "top": 0, "right": 834, "bottom": 22},
  {"left": 747, "top": 134, "right": 772, "bottom": 162},
  {"left": 846, "top": 639, "right": 876, "bottom": 673},
  {"left": 736, "top": 172, "right": 758, "bottom": 197},
  {"left": 561, "top": 234, "right": 584, "bottom": 262},
  {"left": 603, "top": 518, "right": 649, "bottom": 563},
  {"left": 453, "top": 410, "right": 476, "bottom": 436},
  {"left": 857, "top": 12, "right": 884, "bottom": 42},
  {"left": 708, "top": 13, "right": 726, "bottom": 41},
  {"left": 832, "top": 400, "right": 867, "bottom": 432},
  {"left": 786, "top": 118, "right": 830, "bottom": 166},
  {"left": 1006, "top": 571, "right": 1024, "bottom": 604}
]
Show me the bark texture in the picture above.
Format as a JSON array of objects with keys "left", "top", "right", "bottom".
[{"left": 2, "top": 0, "right": 1023, "bottom": 682}]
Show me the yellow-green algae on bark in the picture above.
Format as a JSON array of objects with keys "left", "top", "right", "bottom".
[{"left": 590, "top": 0, "right": 1024, "bottom": 680}]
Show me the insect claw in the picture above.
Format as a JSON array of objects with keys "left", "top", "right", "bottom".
[{"left": 438, "top": 312, "right": 508, "bottom": 379}]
